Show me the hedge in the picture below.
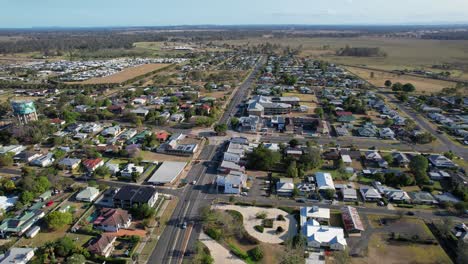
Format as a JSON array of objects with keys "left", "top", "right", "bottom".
[
  {"left": 228, "top": 243, "right": 249, "bottom": 259},
  {"left": 254, "top": 225, "right": 264, "bottom": 233},
  {"left": 206, "top": 227, "right": 223, "bottom": 240}
]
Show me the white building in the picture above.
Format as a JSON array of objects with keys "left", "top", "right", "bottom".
[
  {"left": 0, "top": 247, "right": 35, "bottom": 264},
  {"left": 315, "top": 172, "right": 335, "bottom": 190},
  {"left": 216, "top": 171, "right": 247, "bottom": 194}
]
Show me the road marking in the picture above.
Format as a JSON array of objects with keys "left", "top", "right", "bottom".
[{"left": 167, "top": 200, "right": 191, "bottom": 264}]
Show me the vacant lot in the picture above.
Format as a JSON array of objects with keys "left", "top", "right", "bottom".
[
  {"left": 79, "top": 63, "right": 170, "bottom": 84},
  {"left": 352, "top": 217, "right": 452, "bottom": 264},
  {"left": 346, "top": 66, "right": 457, "bottom": 93}
]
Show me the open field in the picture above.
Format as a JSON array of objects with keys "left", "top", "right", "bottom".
[
  {"left": 216, "top": 37, "right": 468, "bottom": 80},
  {"left": 346, "top": 66, "right": 458, "bottom": 93},
  {"left": 140, "top": 150, "right": 191, "bottom": 162},
  {"left": 353, "top": 217, "right": 452, "bottom": 264},
  {"left": 76, "top": 63, "right": 170, "bottom": 84}
]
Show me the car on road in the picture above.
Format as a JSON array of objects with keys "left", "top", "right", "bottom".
[
  {"left": 296, "top": 198, "right": 306, "bottom": 203},
  {"left": 406, "top": 211, "right": 415, "bottom": 216},
  {"left": 240, "top": 192, "right": 248, "bottom": 196},
  {"left": 191, "top": 180, "right": 197, "bottom": 185},
  {"left": 182, "top": 221, "right": 187, "bottom": 229}
]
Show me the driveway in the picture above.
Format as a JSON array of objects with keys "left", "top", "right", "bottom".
[
  {"left": 213, "top": 204, "right": 297, "bottom": 244},
  {"left": 199, "top": 232, "right": 245, "bottom": 264}
]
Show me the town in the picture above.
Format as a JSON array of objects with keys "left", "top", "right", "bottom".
[{"left": 0, "top": 24, "right": 467, "bottom": 264}]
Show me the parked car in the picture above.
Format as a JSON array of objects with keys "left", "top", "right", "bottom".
[
  {"left": 240, "top": 192, "right": 248, "bottom": 196},
  {"left": 182, "top": 221, "right": 187, "bottom": 229}
]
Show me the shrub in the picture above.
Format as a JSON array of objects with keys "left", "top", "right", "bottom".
[
  {"left": 228, "top": 243, "right": 248, "bottom": 259},
  {"left": 254, "top": 225, "right": 264, "bottom": 233},
  {"left": 248, "top": 246, "right": 264, "bottom": 261},
  {"left": 277, "top": 214, "right": 285, "bottom": 221},
  {"left": 255, "top": 211, "right": 267, "bottom": 219},
  {"left": 276, "top": 226, "right": 285, "bottom": 233},
  {"left": 206, "top": 227, "right": 222, "bottom": 241},
  {"left": 262, "top": 218, "right": 274, "bottom": 228}
]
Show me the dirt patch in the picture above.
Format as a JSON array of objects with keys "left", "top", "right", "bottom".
[
  {"left": 346, "top": 66, "right": 457, "bottom": 93},
  {"left": 139, "top": 151, "right": 191, "bottom": 162},
  {"left": 105, "top": 229, "right": 146, "bottom": 238}
]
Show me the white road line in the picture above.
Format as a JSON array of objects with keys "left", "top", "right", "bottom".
[{"left": 168, "top": 200, "right": 191, "bottom": 264}]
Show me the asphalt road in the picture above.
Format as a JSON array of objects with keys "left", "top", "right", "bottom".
[
  {"left": 381, "top": 93, "right": 468, "bottom": 160},
  {"left": 218, "top": 56, "right": 266, "bottom": 125},
  {"left": 149, "top": 145, "right": 218, "bottom": 264}
]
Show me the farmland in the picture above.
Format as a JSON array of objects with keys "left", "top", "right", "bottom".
[
  {"left": 345, "top": 66, "right": 458, "bottom": 93},
  {"left": 216, "top": 37, "right": 468, "bottom": 80},
  {"left": 77, "top": 63, "right": 170, "bottom": 84}
]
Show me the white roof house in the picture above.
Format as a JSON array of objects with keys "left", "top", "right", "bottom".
[
  {"left": 0, "top": 196, "right": 18, "bottom": 213},
  {"left": 76, "top": 187, "right": 100, "bottom": 202},
  {"left": 148, "top": 161, "right": 187, "bottom": 185},
  {"left": 120, "top": 163, "right": 145, "bottom": 178},
  {"left": 300, "top": 206, "right": 330, "bottom": 225},
  {"left": 0, "top": 247, "right": 35, "bottom": 264},
  {"left": 303, "top": 220, "right": 347, "bottom": 251},
  {"left": 276, "top": 178, "right": 295, "bottom": 196},
  {"left": 341, "top": 155, "right": 352, "bottom": 164},
  {"left": 315, "top": 172, "right": 335, "bottom": 190},
  {"left": 359, "top": 186, "right": 382, "bottom": 201}
]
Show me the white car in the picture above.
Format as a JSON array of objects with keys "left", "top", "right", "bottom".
[{"left": 240, "top": 192, "right": 248, "bottom": 196}]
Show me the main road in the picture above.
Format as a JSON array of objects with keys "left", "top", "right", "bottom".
[{"left": 149, "top": 56, "right": 266, "bottom": 264}]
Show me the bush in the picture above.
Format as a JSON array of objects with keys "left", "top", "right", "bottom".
[
  {"left": 422, "top": 185, "right": 434, "bottom": 192},
  {"left": 277, "top": 214, "right": 285, "bottom": 221},
  {"left": 262, "top": 218, "right": 274, "bottom": 228},
  {"left": 206, "top": 227, "right": 222, "bottom": 241},
  {"left": 254, "top": 225, "right": 264, "bottom": 233},
  {"left": 248, "top": 246, "right": 264, "bottom": 261},
  {"left": 276, "top": 226, "right": 285, "bottom": 233},
  {"left": 228, "top": 243, "right": 248, "bottom": 259},
  {"left": 255, "top": 211, "right": 267, "bottom": 219}
]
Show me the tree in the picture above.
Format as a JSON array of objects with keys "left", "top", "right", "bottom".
[
  {"left": 383, "top": 154, "right": 394, "bottom": 165},
  {"left": 392, "top": 82, "right": 403, "bottom": 91},
  {"left": 130, "top": 203, "right": 155, "bottom": 220},
  {"left": 35, "top": 176, "right": 50, "bottom": 194},
  {"left": 314, "top": 107, "right": 324, "bottom": 118},
  {"left": 0, "top": 153, "right": 13, "bottom": 167},
  {"left": 409, "top": 155, "right": 429, "bottom": 184},
  {"left": 246, "top": 145, "right": 281, "bottom": 170},
  {"left": 402, "top": 83, "right": 415, "bottom": 92},
  {"left": 300, "top": 147, "right": 322, "bottom": 170},
  {"left": 1, "top": 179, "right": 15, "bottom": 192},
  {"left": 214, "top": 123, "right": 228, "bottom": 135},
  {"left": 287, "top": 161, "right": 298, "bottom": 178},
  {"left": 322, "top": 189, "right": 336, "bottom": 200},
  {"left": 384, "top": 80, "right": 392, "bottom": 88},
  {"left": 21, "top": 191, "right": 34, "bottom": 204},
  {"left": 94, "top": 165, "right": 110, "bottom": 178},
  {"left": 289, "top": 139, "right": 299, "bottom": 148},
  {"left": 230, "top": 117, "right": 239, "bottom": 128},
  {"left": 457, "top": 237, "right": 468, "bottom": 264},
  {"left": 55, "top": 237, "right": 76, "bottom": 257},
  {"left": 45, "top": 211, "right": 73, "bottom": 230}
]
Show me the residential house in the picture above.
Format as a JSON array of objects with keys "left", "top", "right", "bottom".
[
  {"left": 0, "top": 145, "right": 26, "bottom": 156},
  {"left": 0, "top": 247, "right": 35, "bottom": 264},
  {"left": 302, "top": 219, "right": 347, "bottom": 250},
  {"left": 428, "top": 155, "right": 457, "bottom": 168},
  {"left": 365, "top": 151, "right": 382, "bottom": 161},
  {"left": 113, "top": 186, "right": 158, "bottom": 209},
  {"left": 341, "top": 188, "right": 358, "bottom": 201},
  {"left": 13, "top": 151, "right": 42, "bottom": 163},
  {"left": 0, "top": 209, "right": 45, "bottom": 238},
  {"left": 101, "top": 126, "right": 121, "bottom": 137},
  {"left": 358, "top": 123, "right": 378, "bottom": 137},
  {"left": 300, "top": 206, "right": 330, "bottom": 224},
  {"left": 76, "top": 187, "right": 100, "bottom": 202},
  {"left": 276, "top": 178, "right": 295, "bottom": 196},
  {"left": 392, "top": 152, "right": 410, "bottom": 167},
  {"left": 30, "top": 153, "right": 54, "bottom": 167},
  {"left": 82, "top": 158, "right": 104, "bottom": 172},
  {"left": 216, "top": 171, "right": 247, "bottom": 194},
  {"left": 58, "top": 158, "right": 81, "bottom": 170},
  {"left": 379, "top": 128, "right": 395, "bottom": 139},
  {"left": 93, "top": 208, "right": 132, "bottom": 232},
  {"left": 429, "top": 170, "right": 451, "bottom": 180},
  {"left": 218, "top": 160, "right": 245, "bottom": 174},
  {"left": 359, "top": 186, "right": 382, "bottom": 201},
  {"left": 409, "top": 192, "right": 437, "bottom": 205},
  {"left": 131, "top": 107, "right": 149, "bottom": 117},
  {"left": 239, "top": 115, "right": 260, "bottom": 132},
  {"left": 315, "top": 172, "right": 335, "bottom": 190},
  {"left": 87, "top": 235, "right": 116, "bottom": 257},
  {"left": 120, "top": 163, "right": 144, "bottom": 178}
]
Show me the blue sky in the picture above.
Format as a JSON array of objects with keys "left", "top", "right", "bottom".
[{"left": 2, "top": 0, "right": 468, "bottom": 28}]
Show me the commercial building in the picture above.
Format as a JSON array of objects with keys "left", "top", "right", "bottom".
[
  {"left": 11, "top": 100, "right": 38, "bottom": 125},
  {"left": 147, "top": 161, "right": 187, "bottom": 185}
]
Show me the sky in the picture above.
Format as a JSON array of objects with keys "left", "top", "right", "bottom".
[{"left": 1, "top": 0, "right": 468, "bottom": 28}]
